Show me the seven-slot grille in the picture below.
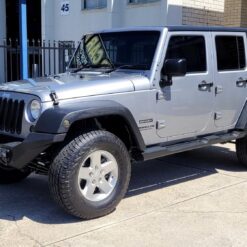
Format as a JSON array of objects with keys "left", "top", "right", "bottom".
[{"left": 0, "top": 97, "right": 25, "bottom": 134}]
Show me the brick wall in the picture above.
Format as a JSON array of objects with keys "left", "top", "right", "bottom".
[
  {"left": 182, "top": 0, "right": 225, "bottom": 26},
  {"left": 224, "top": 0, "right": 242, "bottom": 26},
  {"left": 241, "top": 0, "right": 247, "bottom": 27},
  {"left": 181, "top": 0, "right": 247, "bottom": 27}
]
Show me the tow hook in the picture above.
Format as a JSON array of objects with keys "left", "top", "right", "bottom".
[{"left": 0, "top": 147, "right": 11, "bottom": 166}]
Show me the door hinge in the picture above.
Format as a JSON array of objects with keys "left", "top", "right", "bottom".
[
  {"left": 156, "top": 91, "right": 165, "bottom": 100},
  {"left": 214, "top": 112, "right": 222, "bottom": 120},
  {"left": 157, "top": 120, "right": 166, "bottom": 129},
  {"left": 215, "top": 86, "right": 223, "bottom": 94}
]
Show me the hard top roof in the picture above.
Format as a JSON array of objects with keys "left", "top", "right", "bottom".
[
  {"left": 167, "top": 25, "right": 247, "bottom": 32},
  {"left": 98, "top": 26, "right": 247, "bottom": 33}
]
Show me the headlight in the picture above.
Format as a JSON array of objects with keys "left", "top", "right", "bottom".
[{"left": 29, "top": 100, "right": 41, "bottom": 121}]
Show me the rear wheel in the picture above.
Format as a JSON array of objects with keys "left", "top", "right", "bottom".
[
  {"left": 236, "top": 136, "right": 247, "bottom": 167},
  {"left": 0, "top": 165, "right": 31, "bottom": 184},
  {"left": 49, "top": 130, "right": 131, "bottom": 219}
]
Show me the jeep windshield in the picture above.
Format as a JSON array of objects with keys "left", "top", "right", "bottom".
[{"left": 68, "top": 31, "right": 160, "bottom": 72}]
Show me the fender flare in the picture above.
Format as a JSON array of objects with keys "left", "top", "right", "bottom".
[
  {"left": 34, "top": 100, "right": 145, "bottom": 151},
  {"left": 236, "top": 100, "right": 247, "bottom": 131}
]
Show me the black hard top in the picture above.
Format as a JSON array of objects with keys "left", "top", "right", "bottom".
[{"left": 167, "top": 25, "right": 247, "bottom": 33}]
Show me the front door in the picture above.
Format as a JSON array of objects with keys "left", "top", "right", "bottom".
[
  {"left": 212, "top": 32, "right": 247, "bottom": 129},
  {"left": 156, "top": 32, "right": 215, "bottom": 141}
]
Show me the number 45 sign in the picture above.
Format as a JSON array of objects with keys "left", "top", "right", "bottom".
[{"left": 61, "top": 1, "right": 70, "bottom": 16}]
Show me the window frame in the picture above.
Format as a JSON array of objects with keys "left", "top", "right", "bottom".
[
  {"left": 215, "top": 34, "right": 247, "bottom": 72},
  {"left": 127, "top": 0, "right": 160, "bottom": 5},
  {"left": 68, "top": 30, "right": 161, "bottom": 71},
  {"left": 81, "top": 0, "right": 107, "bottom": 10},
  {"left": 165, "top": 34, "right": 208, "bottom": 74}
]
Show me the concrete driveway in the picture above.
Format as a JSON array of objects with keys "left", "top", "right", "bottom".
[{"left": 1, "top": 143, "right": 247, "bottom": 247}]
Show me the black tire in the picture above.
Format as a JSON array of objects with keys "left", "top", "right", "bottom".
[
  {"left": 236, "top": 136, "right": 247, "bottom": 167},
  {"left": 0, "top": 165, "right": 31, "bottom": 184},
  {"left": 49, "top": 130, "right": 131, "bottom": 219}
]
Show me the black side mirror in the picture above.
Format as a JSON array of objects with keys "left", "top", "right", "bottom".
[{"left": 160, "top": 59, "right": 187, "bottom": 87}]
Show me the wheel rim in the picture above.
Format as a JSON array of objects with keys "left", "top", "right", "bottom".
[{"left": 78, "top": 150, "right": 119, "bottom": 202}]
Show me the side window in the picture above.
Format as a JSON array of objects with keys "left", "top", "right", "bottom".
[
  {"left": 81, "top": 0, "right": 107, "bottom": 10},
  {"left": 166, "top": 36, "right": 207, "bottom": 73},
  {"left": 215, "top": 36, "right": 246, "bottom": 71}
]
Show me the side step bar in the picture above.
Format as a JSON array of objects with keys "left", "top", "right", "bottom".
[{"left": 143, "top": 130, "right": 247, "bottom": 161}]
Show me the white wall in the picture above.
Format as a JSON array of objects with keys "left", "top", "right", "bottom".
[
  {"left": 0, "top": 0, "right": 6, "bottom": 83},
  {"left": 42, "top": 0, "right": 182, "bottom": 42},
  {"left": 42, "top": 0, "right": 55, "bottom": 41},
  {"left": 166, "top": 0, "right": 183, "bottom": 25},
  {"left": 124, "top": 1, "right": 168, "bottom": 27},
  {"left": 45, "top": 0, "right": 113, "bottom": 42},
  {"left": 111, "top": 0, "right": 125, "bottom": 28}
]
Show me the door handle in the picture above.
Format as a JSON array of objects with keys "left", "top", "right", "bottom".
[
  {"left": 198, "top": 81, "right": 214, "bottom": 91},
  {"left": 236, "top": 78, "right": 247, "bottom": 87}
]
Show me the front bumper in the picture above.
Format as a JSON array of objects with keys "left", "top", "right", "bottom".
[{"left": 0, "top": 132, "right": 66, "bottom": 169}]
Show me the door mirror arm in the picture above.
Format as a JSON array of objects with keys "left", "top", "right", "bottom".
[
  {"left": 160, "top": 75, "right": 173, "bottom": 87},
  {"left": 160, "top": 59, "right": 187, "bottom": 88}
]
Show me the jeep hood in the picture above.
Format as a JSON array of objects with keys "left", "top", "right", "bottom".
[{"left": 0, "top": 72, "right": 149, "bottom": 102}]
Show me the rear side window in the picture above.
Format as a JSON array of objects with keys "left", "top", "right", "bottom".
[
  {"left": 166, "top": 36, "right": 207, "bottom": 73},
  {"left": 216, "top": 36, "right": 246, "bottom": 71}
]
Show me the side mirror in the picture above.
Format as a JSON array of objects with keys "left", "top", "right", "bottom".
[{"left": 160, "top": 59, "right": 187, "bottom": 87}]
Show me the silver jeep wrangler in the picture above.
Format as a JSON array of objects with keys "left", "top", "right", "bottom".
[{"left": 0, "top": 26, "right": 247, "bottom": 219}]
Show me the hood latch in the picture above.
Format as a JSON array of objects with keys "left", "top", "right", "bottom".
[{"left": 50, "top": 91, "right": 59, "bottom": 105}]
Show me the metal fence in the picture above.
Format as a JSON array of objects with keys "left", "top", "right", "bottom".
[{"left": 0, "top": 39, "right": 77, "bottom": 82}]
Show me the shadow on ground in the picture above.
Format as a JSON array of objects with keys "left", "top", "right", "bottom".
[{"left": 0, "top": 145, "right": 245, "bottom": 224}]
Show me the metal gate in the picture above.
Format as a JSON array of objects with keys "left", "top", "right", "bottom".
[{"left": 0, "top": 39, "right": 76, "bottom": 83}]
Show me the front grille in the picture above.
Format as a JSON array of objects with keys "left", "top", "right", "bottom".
[{"left": 0, "top": 97, "right": 25, "bottom": 135}]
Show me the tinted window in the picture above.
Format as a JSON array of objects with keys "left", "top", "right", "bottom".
[
  {"left": 216, "top": 36, "right": 246, "bottom": 71},
  {"left": 101, "top": 31, "right": 160, "bottom": 69},
  {"left": 166, "top": 36, "right": 207, "bottom": 73}
]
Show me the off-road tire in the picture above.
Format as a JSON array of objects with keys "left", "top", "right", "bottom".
[
  {"left": 236, "top": 136, "right": 247, "bottom": 167},
  {"left": 49, "top": 130, "right": 131, "bottom": 219},
  {"left": 0, "top": 165, "right": 31, "bottom": 184}
]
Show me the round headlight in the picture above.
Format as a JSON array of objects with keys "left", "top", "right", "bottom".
[{"left": 29, "top": 100, "right": 41, "bottom": 121}]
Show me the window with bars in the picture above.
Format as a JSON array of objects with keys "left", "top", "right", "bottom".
[
  {"left": 82, "top": 0, "right": 107, "bottom": 10},
  {"left": 128, "top": 0, "right": 160, "bottom": 4}
]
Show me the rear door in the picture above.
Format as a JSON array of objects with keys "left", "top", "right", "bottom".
[{"left": 212, "top": 32, "right": 247, "bottom": 129}]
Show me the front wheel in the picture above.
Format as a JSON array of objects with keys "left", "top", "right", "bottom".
[{"left": 49, "top": 131, "right": 131, "bottom": 219}]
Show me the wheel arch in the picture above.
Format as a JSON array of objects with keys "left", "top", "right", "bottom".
[
  {"left": 35, "top": 100, "right": 145, "bottom": 158},
  {"left": 236, "top": 100, "right": 247, "bottom": 131}
]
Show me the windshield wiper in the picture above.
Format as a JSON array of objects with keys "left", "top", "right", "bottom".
[
  {"left": 105, "top": 64, "right": 149, "bottom": 73},
  {"left": 72, "top": 64, "right": 149, "bottom": 73},
  {"left": 71, "top": 64, "right": 112, "bottom": 73}
]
